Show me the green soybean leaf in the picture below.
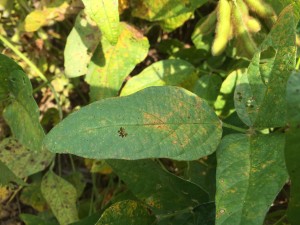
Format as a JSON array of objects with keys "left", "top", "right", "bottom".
[
  {"left": 234, "top": 6, "right": 297, "bottom": 128},
  {"left": 64, "top": 10, "right": 101, "bottom": 77},
  {"left": 44, "top": 86, "right": 222, "bottom": 161},
  {"left": 0, "top": 138, "right": 53, "bottom": 178},
  {"left": 0, "top": 54, "right": 45, "bottom": 152},
  {"left": 193, "top": 74, "right": 222, "bottom": 107},
  {"left": 0, "top": 160, "right": 26, "bottom": 187},
  {"left": 214, "top": 69, "right": 243, "bottom": 118},
  {"left": 157, "top": 202, "right": 215, "bottom": 225},
  {"left": 285, "top": 71, "right": 300, "bottom": 224},
  {"left": 96, "top": 200, "right": 156, "bottom": 225},
  {"left": 82, "top": 0, "right": 119, "bottom": 45},
  {"left": 20, "top": 213, "right": 57, "bottom": 225},
  {"left": 159, "top": 12, "right": 192, "bottom": 32},
  {"left": 131, "top": 0, "right": 208, "bottom": 21},
  {"left": 120, "top": 59, "right": 195, "bottom": 96},
  {"left": 86, "top": 22, "right": 149, "bottom": 101},
  {"left": 215, "top": 133, "right": 288, "bottom": 225},
  {"left": 41, "top": 171, "right": 78, "bottom": 225},
  {"left": 107, "top": 159, "right": 209, "bottom": 213}
]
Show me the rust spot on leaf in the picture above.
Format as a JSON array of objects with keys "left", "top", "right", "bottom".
[{"left": 118, "top": 127, "right": 128, "bottom": 138}]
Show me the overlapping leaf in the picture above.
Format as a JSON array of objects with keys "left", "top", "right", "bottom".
[
  {"left": 86, "top": 22, "right": 149, "bottom": 101},
  {"left": 0, "top": 160, "right": 26, "bottom": 187},
  {"left": 41, "top": 171, "right": 78, "bottom": 225},
  {"left": 82, "top": 0, "right": 119, "bottom": 45},
  {"left": 96, "top": 200, "right": 156, "bottom": 225},
  {"left": 285, "top": 71, "right": 300, "bottom": 224},
  {"left": 131, "top": 0, "right": 208, "bottom": 21},
  {"left": 64, "top": 10, "right": 101, "bottom": 77},
  {"left": 215, "top": 133, "right": 288, "bottom": 225},
  {"left": 107, "top": 159, "right": 209, "bottom": 213},
  {"left": 0, "top": 138, "right": 53, "bottom": 178},
  {"left": 234, "top": 6, "right": 297, "bottom": 128},
  {"left": 121, "top": 59, "right": 195, "bottom": 96},
  {"left": 44, "top": 86, "right": 222, "bottom": 160},
  {"left": 0, "top": 54, "right": 45, "bottom": 152}
]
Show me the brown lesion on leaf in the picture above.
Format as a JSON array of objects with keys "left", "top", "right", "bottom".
[{"left": 118, "top": 127, "right": 128, "bottom": 138}]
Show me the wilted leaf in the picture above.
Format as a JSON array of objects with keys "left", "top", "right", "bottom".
[
  {"left": 44, "top": 86, "right": 222, "bottom": 161},
  {"left": 285, "top": 71, "right": 300, "bottom": 224},
  {"left": 96, "top": 200, "right": 156, "bottom": 225},
  {"left": 0, "top": 138, "right": 53, "bottom": 178},
  {"left": 234, "top": 6, "right": 297, "bottom": 128},
  {"left": 64, "top": 10, "right": 101, "bottom": 77},
  {"left": 107, "top": 159, "right": 209, "bottom": 213},
  {"left": 215, "top": 133, "right": 288, "bottom": 225},
  {"left": 120, "top": 59, "right": 195, "bottom": 96},
  {"left": 41, "top": 171, "right": 78, "bottom": 225},
  {"left": 86, "top": 22, "right": 149, "bottom": 101},
  {"left": 0, "top": 54, "right": 45, "bottom": 152},
  {"left": 82, "top": 0, "right": 119, "bottom": 45}
]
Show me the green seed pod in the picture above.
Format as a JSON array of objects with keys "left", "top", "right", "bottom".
[
  {"left": 243, "top": 0, "right": 274, "bottom": 18},
  {"left": 194, "top": 10, "right": 217, "bottom": 36},
  {"left": 212, "top": 0, "right": 232, "bottom": 56},
  {"left": 246, "top": 17, "right": 261, "bottom": 32},
  {"left": 232, "top": 2, "right": 257, "bottom": 58}
]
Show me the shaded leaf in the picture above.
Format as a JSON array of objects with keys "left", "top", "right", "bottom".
[
  {"left": 95, "top": 200, "right": 156, "bottom": 225},
  {"left": 193, "top": 74, "right": 222, "bottom": 106},
  {"left": 131, "top": 0, "right": 208, "bottom": 21},
  {"left": 20, "top": 213, "right": 55, "bottom": 225},
  {"left": 107, "top": 159, "right": 209, "bottom": 213},
  {"left": 44, "top": 86, "right": 222, "bottom": 161},
  {"left": 215, "top": 133, "right": 288, "bottom": 225},
  {"left": 41, "top": 171, "right": 78, "bottom": 225},
  {"left": 0, "top": 160, "right": 26, "bottom": 187},
  {"left": 0, "top": 54, "right": 45, "bottom": 151},
  {"left": 234, "top": 6, "right": 297, "bottom": 128},
  {"left": 157, "top": 202, "right": 215, "bottom": 225},
  {"left": 82, "top": 0, "right": 119, "bottom": 45},
  {"left": 0, "top": 138, "right": 53, "bottom": 178},
  {"left": 64, "top": 10, "right": 101, "bottom": 77},
  {"left": 285, "top": 71, "right": 300, "bottom": 224},
  {"left": 120, "top": 59, "right": 196, "bottom": 96},
  {"left": 86, "top": 22, "right": 149, "bottom": 101}
]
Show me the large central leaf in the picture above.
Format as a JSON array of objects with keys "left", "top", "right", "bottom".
[{"left": 44, "top": 86, "right": 222, "bottom": 160}]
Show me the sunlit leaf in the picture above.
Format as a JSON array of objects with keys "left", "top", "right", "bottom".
[
  {"left": 82, "top": 0, "right": 119, "bottom": 45},
  {"left": 64, "top": 10, "right": 101, "bottom": 77},
  {"left": 86, "top": 22, "right": 149, "bottom": 101},
  {"left": 120, "top": 59, "right": 196, "bottom": 96}
]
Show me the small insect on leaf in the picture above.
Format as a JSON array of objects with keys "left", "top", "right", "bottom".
[{"left": 118, "top": 127, "right": 128, "bottom": 138}]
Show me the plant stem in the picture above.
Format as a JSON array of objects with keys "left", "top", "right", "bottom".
[
  {"left": 0, "top": 35, "right": 63, "bottom": 120},
  {"left": 273, "top": 214, "right": 287, "bottom": 225},
  {"left": 222, "top": 122, "right": 248, "bottom": 133}
]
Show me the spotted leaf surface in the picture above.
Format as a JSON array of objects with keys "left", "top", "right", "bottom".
[
  {"left": 285, "top": 71, "right": 300, "bottom": 224},
  {"left": 0, "top": 54, "right": 45, "bottom": 151},
  {"left": 44, "top": 86, "right": 222, "bottom": 160},
  {"left": 234, "top": 6, "right": 297, "bottom": 128},
  {"left": 96, "top": 200, "right": 156, "bottom": 225},
  {"left": 41, "top": 171, "right": 78, "bottom": 225},
  {"left": 215, "top": 133, "right": 288, "bottom": 225}
]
